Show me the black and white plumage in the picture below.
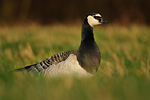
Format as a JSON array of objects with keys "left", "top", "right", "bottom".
[{"left": 16, "top": 13, "right": 107, "bottom": 77}]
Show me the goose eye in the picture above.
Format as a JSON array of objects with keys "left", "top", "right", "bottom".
[{"left": 94, "top": 16, "right": 101, "bottom": 19}]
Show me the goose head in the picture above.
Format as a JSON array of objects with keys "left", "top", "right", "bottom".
[{"left": 86, "top": 13, "right": 108, "bottom": 27}]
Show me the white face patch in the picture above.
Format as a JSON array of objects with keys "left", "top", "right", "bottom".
[
  {"left": 95, "top": 14, "right": 102, "bottom": 17},
  {"left": 87, "top": 14, "right": 102, "bottom": 27}
]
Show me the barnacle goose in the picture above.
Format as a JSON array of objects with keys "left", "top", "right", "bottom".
[{"left": 16, "top": 13, "right": 107, "bottom": 77}]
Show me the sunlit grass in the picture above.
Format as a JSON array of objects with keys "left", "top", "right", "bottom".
[{"left": 0, "top": 24, "right": 150, "bottom": 100}]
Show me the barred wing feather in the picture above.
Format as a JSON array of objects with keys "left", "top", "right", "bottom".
[{"left": 16, "top": 50, "right": 77, "bottom": 73}]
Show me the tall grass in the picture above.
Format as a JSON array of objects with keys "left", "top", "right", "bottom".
[{"left": 0, "top": 24, "right": 150, "bottom": 100}]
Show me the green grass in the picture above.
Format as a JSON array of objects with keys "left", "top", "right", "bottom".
[{"left": 0, "top": 24, "right": 150, "bottom": 100}]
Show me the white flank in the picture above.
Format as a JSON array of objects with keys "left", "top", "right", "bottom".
[{"left": 41, "top": 54, "right": 92, "bottom": 77}]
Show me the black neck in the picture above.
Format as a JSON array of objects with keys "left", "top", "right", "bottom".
[
  {"left": 77, "top": 17, "right": 100, "bottom": 73},
  {"left": 81, "top": 19, "right": 94, "bottom": 42}
]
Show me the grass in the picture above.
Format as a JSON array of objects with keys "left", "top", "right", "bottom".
[{"left": 0, "top": 24, "right": 150, "bottom": 100}]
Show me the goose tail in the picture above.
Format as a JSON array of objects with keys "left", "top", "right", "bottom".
[{"left": 14, "top": 63, "right": 43, "bottom": 74}]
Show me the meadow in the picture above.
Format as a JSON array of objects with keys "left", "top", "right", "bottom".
[{"left": 0, "top": 24, "right": 150, "bottom": 100}]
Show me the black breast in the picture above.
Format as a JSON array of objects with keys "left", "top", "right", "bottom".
[{"left": 77, "top": 40, "right": 101, "bottom": 73}]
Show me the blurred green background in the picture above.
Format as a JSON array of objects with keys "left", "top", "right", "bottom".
[{"left": 0, "top": 0, "right": 150, "bottom": 100}]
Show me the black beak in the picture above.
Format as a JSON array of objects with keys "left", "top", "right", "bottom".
[{"left": 102, "top": 19, "right": 108, "bottom": 24}]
